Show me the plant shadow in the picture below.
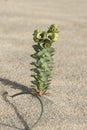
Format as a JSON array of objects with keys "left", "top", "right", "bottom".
[
  {"left": 0, "top": 77, "right": 31, "bottom": 92},
  {"left": 0, "top": 77, "right": 43, "bottom": 130},
  {"left": 0, "top": 122, "right": 22, "bottom": 130},
  {"left": 6, "top": 97, "right": 30, "bottom": 130}
]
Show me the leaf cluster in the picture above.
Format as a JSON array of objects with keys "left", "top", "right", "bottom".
[{"left": 31, "top": 44, "right": 54, "bottom": 94}]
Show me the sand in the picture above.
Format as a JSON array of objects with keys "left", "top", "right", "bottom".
[{"left": 0, "top": 0, "right": 87, "bottom": 130}]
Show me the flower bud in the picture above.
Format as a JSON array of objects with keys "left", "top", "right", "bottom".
[
  {"left": 47, "top": 33, "right": 58, "bottom": 42},
  {"left": 48, "top": 24, "right": 58, "bottom": 33},
  {"left": 52, "top": 33, "right": 58, "bottom": 42},
  {"left": 33, "top": 29, "right": 41, "bottom": 42}
]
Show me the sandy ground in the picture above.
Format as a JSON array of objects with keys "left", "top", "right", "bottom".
[{"left": 0, "top": 0, "right": 87, "bottom": 130}]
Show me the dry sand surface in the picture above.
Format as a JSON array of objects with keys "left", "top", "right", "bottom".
[{"left": 0, "top": 0, "right": 87, "bottom": 130}]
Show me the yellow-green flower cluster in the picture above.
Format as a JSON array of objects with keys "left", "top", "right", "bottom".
[{"left": 33, "top": 24, "right": 58, "bottom": 48}]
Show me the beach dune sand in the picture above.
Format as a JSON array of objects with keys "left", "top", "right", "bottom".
[{"left": 0, "top": 0, "right": 87, "bottom": 130}]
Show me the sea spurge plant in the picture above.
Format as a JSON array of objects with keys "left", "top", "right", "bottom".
[{"left": 31, "top": 24, "right": 58, "bottom": 95}]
